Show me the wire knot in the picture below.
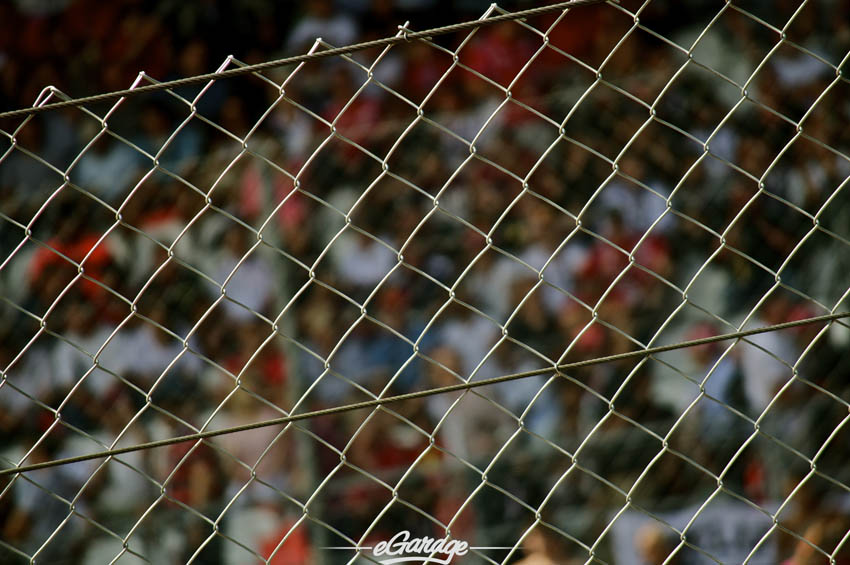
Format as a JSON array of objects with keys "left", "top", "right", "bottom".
[{"left": 398, "top": 21, "right": 412, "bottom": 41}]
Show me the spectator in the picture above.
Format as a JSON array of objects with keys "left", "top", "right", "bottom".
[
  {"left": 286, "top": 0, "right": 358, "bottom": 52},
  {"left": 210, "top": 226, "right": 275, "bottom": 323},
  {"left": 634, "top": 523, "right": 681, "bottom": 565},
  {"left": 424, "top": 345, "right": 507, "bottom": 463},
  {"left": 72, "top": 128, "right": 141, "bottom": 204},
  {"left": 739, "top": 296, "right": 799, "bottom": 415},
  {"left": 514, "top": 523, "right": 577, "bottom": 565}
]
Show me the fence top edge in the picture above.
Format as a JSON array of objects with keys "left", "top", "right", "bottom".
[{"left": 0, "top": 0, "right": 611, "bottom": 121}]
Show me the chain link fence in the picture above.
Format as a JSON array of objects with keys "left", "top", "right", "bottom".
[{"left": 1, "top": 0, "right": 850, "bottom": 563}]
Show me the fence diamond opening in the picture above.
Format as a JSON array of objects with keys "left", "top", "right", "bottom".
[{"left": 2, "top": 1, "right": 850, "bottom": 563}]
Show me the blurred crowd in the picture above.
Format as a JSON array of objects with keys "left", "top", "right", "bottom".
[{"left": 2, "top": 0, "right": 850, "bottom": 563}]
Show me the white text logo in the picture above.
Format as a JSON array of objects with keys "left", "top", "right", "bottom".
[{"left": 372, "top": 530, "right": 469, "bottom": 564}]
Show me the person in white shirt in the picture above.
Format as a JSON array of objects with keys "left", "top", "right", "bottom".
[
  {"left": 437, "top": 302, "right": 500, "bottom": 380},
  {"left": 738, "top": 298, "right": 799, "bottom": 416},
  {"left": 73, "top": 131, "right": 141, "bottom": 205},
  {"left": 333, "top": 230, "right": 397, "bottom": 292},
  {"left": 210, "top": 227, "right": 275, "bottom": 322},
  {"left": 286, "top": 0, "right": 357, "bottom": 52},
  {"left": 424, "top": 345, "right": 507, "bottom": 465}
]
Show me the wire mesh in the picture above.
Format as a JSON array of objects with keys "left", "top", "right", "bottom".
[{"left": 1, "top": 1, "right": 850, "bottom": 564}]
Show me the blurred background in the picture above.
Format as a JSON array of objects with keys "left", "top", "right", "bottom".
[{"left": 2, "top": 0, "right": 850, "bottom": 563}]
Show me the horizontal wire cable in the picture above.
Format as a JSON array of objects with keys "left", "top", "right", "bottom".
[
  {"left": 3, "top": 309, "right": 847, "bottom": 477},
  {"left": 0, "top": 0, "right": 611, "bottom": 120}
]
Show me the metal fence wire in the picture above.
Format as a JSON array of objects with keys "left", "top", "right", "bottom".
[{"left": 2, "top": 0, "right": 850, "bottom": 563}]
